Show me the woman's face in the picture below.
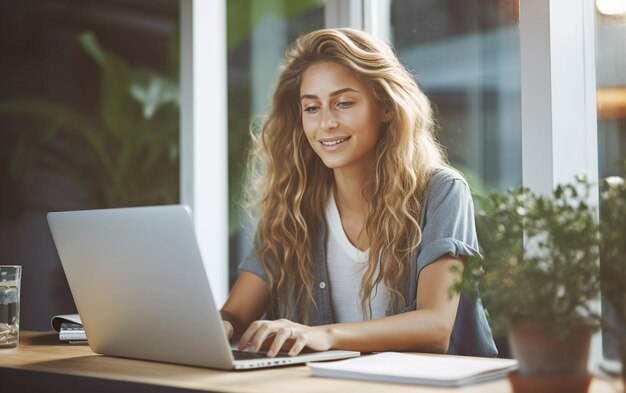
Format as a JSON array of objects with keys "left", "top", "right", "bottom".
[{"left": 300, "top": 61, "right": 384, "bottom": 173}]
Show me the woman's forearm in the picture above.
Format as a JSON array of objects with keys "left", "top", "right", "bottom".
[{"left": 319, "top": 308, "right": 454, "bottom": 353}]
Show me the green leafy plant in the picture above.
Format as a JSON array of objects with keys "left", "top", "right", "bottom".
[
  {"left": 0, "top": 31, "right": 179, "bottom": 211},
  {"left": 455, "top": 176, "right": 601, "bottom": 336}
]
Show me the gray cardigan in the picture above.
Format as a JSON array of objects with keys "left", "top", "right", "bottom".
[{"left": 241, "top": 167, "right": 498, "bottom": 357}]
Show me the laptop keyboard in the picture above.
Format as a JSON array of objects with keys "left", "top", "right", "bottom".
[
  {"left": 232, "top": 350, "right": 267, "bottom": 360},
  {"left": 232, "top": 350, "right": 290, "bottom": 360}
]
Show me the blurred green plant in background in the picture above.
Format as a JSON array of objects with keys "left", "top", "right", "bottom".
[
  {"left": 2, "top": 0, "right": 324, "bottom": 233},
  {"left": 0, "top": 31, "right": 180, "bottom": 212}
]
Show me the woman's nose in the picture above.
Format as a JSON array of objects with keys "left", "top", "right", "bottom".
[{"left": 320, "top": 109, "right": 339, "bottom": 130}]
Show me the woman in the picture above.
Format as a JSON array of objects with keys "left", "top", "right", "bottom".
[{"left": 220, "top": 28, "right": 497, "bottom": 358}]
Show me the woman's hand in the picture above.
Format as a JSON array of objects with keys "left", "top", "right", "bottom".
[
  {"left": 222, "top": 320, "right": 234, "bottom": 340},
  {"left": 238, "top": 319, "right": 333, "bottom": 357}
]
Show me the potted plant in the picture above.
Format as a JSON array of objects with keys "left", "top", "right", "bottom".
[
  {"left": 599, "top": 160, "right": 626, "bottom": 380},
  {"left": 454, "top": 175, "right": 601, "bottom": 393}
]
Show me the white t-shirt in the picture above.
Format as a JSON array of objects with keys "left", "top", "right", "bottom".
[{"left": 325, "top": 192, "right": 390, "bottom": 323}]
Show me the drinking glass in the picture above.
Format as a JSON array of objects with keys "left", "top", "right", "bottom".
[{"left": 0, "top": 266, "right": 21, "bottom": 348}]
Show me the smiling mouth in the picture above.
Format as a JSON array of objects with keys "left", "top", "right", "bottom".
[{"left": 320, "top": 136, "right": 351, "bottom": 146}]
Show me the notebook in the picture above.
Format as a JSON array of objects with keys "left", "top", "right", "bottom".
[
  {"left": 51, "top": 313, "right": 86, "bottom": 343},
  {"left": 47, "top": 205, "right": 359, "bottom": 369},
  {"left": 308, "top": 352, "right": 518, "bottom": 387}
]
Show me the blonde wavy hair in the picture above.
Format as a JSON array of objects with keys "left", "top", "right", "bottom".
[{"left": 245, "top": 28, "right": 446, "bottom": 323}]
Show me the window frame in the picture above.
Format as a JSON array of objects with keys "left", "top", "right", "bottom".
[{"left": 180, "top": 0, "right": 229, "bottom": 305}]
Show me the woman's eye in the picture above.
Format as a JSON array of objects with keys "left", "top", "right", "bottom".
[
  {"left": 337, "top": 101, "right": 354, "bottom": 108},
  {"left": 304, "top": 105, "right": 320, "bottom": 113}
]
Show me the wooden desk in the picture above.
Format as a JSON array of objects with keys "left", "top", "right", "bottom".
[{"left": 0, "top": 332, "right": 621, "bottom": 393}]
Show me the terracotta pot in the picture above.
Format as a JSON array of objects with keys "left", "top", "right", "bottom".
[
  {"left": 507, "top": 371, "right": 592, "bottom": 393},
  {"left": 507, "top": 318, "right": 594, "bottom": 393},
  {"left": 508, "top": 372, "right": 593, "bottom": 393},
  {"left": 508, "top": 318, "right": 593, "bottom": 376}
]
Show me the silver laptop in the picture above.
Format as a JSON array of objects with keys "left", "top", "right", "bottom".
[{"left": 47, "top": 205, "right": 359, "bottom": 370}]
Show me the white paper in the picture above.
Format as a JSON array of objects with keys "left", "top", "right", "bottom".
[{"left": 308, "top": 352, "right": 518, "bottom": 387}]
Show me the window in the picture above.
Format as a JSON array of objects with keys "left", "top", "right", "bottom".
[
  {"left": 390, "top": 0, "right": 521, "bottom": 192},
  {"left": 227, "top": 1, "right": 326, "bottom": 288},
  {"left": 595, "top": 2, "right": 626, "bottom": 362}
]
